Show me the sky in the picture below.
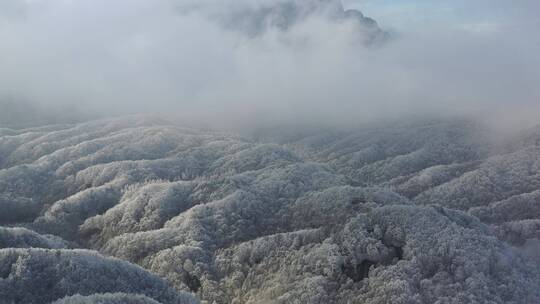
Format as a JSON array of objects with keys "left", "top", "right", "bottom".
[
  {"left": 347, "top": 0, "right": 488, "bottom": 30},
  {"left": 0, "top": 0, "right": 539, "bottom": 129},
  {"left": 347, "top": 0, "right": 533, "bottom": 31}
]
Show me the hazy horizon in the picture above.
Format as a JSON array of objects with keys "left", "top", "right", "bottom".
[{"left": 1, "top": 0, "right": 539, "bottom": 130}]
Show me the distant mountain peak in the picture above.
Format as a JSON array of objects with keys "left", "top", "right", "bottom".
[{"left": 180, "top": 0, "right": 386, "bottom": 43}]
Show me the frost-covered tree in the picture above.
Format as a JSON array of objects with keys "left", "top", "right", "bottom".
[
  {"left": 0, "top": 227, "right": 67, "bottom": 249},
  {"left": 1, "top": 116, "right": 539, "bottom": 303},
  {"left": 0, "top": 248, "right": 197, "bottom": 304},
  {"left": 52, "top": 293, "right": 164, "bottom": 304}
]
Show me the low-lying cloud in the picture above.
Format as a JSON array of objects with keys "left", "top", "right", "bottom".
[{"left": 0, "top": 0, "right": 538, "bottom": 129}]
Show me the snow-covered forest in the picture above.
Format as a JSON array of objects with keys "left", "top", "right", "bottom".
[
  {"left": 1, "top": 116, "right": 539, "bottom": 303},
  {"left": 1, "top": 0, "right": 540, "bottom": 303}
]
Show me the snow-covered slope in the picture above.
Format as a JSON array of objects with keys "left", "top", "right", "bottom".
[{"left": 0, "top": 116, "right": 539, "bottom": 303}]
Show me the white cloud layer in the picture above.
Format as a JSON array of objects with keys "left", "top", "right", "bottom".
[{"left": 0, "top": 0, "right": 538, "bottom": 128}]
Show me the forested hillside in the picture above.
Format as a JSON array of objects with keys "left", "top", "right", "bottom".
[{"left": 1, "top": 116, "right": 538, "bottom": 303}]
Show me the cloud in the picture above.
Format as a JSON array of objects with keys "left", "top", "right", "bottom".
[{"left": 0, "top": 0, "right": 538, "bottom": 129}]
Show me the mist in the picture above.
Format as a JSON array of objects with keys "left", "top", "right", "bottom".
[
  {"left": 2, "top": 3, "right": 540, "bottom": 302},
  {"left": 0, "top": 0, "right": 539, "bottom": 129}
]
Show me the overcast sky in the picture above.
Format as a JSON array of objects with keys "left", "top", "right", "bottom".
[
  {"left": 0, "top": 0, "right": 538, "bottom": 129},
  {"left": 347, "top": 0, "right": 538, "bottom": 30}
]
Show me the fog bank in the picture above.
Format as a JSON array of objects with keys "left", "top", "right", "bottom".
[{"left": 0, "top": 0, "right": 538, "bottom": 129}]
